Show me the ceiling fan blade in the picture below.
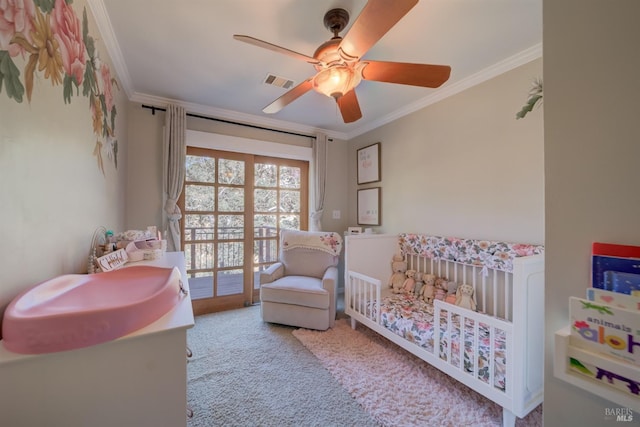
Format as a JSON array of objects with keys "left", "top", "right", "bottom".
[
  {"left": 362, "top": 60, "right": 451, "bottom": 88},
  {"left": 337, "top": 89, "right": 363, "bottom": 123},
  {"left": 233, "top": 35, "right": 321, "bottom": 65},
  {"left": 263, "top": 78, "right": 314, "bottom": 114},
  {"left": 338, "top": 0, "right": 418, "bottom": 60}
]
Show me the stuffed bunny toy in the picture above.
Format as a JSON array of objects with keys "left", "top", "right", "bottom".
[
  {"left": 420, "top": 273, "right": 436, "bottom": 303},
  {"left": 402, "top": 269, "right": 417, "bottom": 294},
  {"left": 388, "top": 253, "right": 407, "bottom": 293},
  {"left": 445, "top": 281, "right": 458, "bottom": 304},
  {"left": 455, "top": 283, "right": 477, "bottom": 311}
]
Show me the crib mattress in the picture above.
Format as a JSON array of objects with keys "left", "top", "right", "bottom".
[{"left": 367, "top": 293, "right": 507, "bottom": 391}]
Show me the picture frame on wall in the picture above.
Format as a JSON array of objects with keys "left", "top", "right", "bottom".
[
  {"left": 357, "top": 187, "right": 381, "bottom": 226},
  {"left": 357, "top": 143, "right": 380, "bottom": 185}
]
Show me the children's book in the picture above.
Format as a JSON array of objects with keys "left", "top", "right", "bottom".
[
  {"left": 593, "top": 242, "right": 640, "bottom": 258},
  {"left": 570, "top": 297, "right": 640, "bottom": 365},
  {"left": 587, "top": 288, "right": 640, "bottom": 311},
  {"left": 592, "top": 255, "right": 640, "bottom": 293},
  {"left": 592, "top": 242, "right": 640, "bottom": 293},
  {"left": 568, "top": 352, "right": 640, "bottom": 399}
]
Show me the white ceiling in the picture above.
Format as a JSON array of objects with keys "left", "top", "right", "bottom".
[{"left": 91, "top": 0, "right": 542, "bottom": 140}]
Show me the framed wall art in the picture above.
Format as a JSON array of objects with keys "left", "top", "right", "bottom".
[
  {"left": 357, "top": 143, "right": 380, "bottom": 185},
  {"left": 357, "top": 187, "right": 381, "bottom": 226}
]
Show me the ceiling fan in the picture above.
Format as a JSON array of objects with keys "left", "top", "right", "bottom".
[{"left": 233, "top": 0, "right": 451, "bottom": 123}]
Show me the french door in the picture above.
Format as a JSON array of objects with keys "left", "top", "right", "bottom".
[{"left": 180, "top": 147, "right": 308, "bottom": 315}]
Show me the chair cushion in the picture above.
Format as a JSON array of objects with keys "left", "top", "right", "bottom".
[
  {"left": 260, "top": 276, "right": 329, "bottom": 310},
  {"left": 280, "top": 248, "right": 338, "bottom": 278}
]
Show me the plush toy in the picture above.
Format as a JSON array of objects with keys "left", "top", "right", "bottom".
[
  {"left": 434, "top": 277, "right": 447, "bottom": 301},
  {"left": 402, "top": 269, "right": 417, "bottom": 294},
  {"left": 445, "top": 281, "right": 458, "bottom": 304},
  {"left": 420, "top": 273, "right": 436, "bottom": 303},
  {"left": 455, "top": 283, "right": 477, "bottom": 311},
  {"left": 388, "top": 253, "right": 408, "bottom": 293},
  {"left": 413, "top": 271, "right": 424, "bottom": 296}
]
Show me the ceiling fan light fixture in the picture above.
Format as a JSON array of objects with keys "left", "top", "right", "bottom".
[
  {"left": 312, "top": 65, "right": 362, "bottom": 99},
  {"left": 235, "top": 1, "right": 449, "bottom": 123}
]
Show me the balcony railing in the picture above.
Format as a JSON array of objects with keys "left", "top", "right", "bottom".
[{"left": 183, "top": 226, "right": 280, "bottom": 299}]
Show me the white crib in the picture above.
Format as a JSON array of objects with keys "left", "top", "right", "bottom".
[{"left": 344, "top": 234, "right": 544, "bottom": 427}]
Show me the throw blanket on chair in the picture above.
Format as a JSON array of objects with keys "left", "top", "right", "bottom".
[{"left": 282, "top": 230, "right": 342, "bottom": 256}]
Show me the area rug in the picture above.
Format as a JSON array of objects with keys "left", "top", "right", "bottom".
[{"left": 292, "top": 319, "right": 542, "bottom": 427}]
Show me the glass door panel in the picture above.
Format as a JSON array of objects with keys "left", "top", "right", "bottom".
[
  {"left": 252, "top": 158, "right": 308, "bottom": 300},
  {"left": 184, "top": 214, "right": 214, "bottom": 241},
  {"left": 218, "top": 215, "right": 244, "bottom": 239},
  {"left": 218, "top": 159, "right": 245, "bottom": 185},
  {"left": 184, "top": 242, "right": 214, "bottom": 300},
  {"left": 182, "top": 148, "right": 251, "bottom": 315},
  {"left": 254, "top": 214, "right": 277, "bottom": 237},
  {"left": 181, "top": 148, "right": 308, "bottom": 313}
]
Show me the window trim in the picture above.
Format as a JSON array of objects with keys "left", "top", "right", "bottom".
[{"left": 187, "top": 130, "right": 313, "bottom": 161}]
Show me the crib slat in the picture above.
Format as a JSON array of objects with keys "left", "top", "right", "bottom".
[
  {"left": 357, "top": 279, "right": 361, "bottom": 313},
  {"left": 445, "top": 309, "right": 450, "bottom": 363},
  {"left": 360, "top": 277, "right": 363, "bottom": 314},
  {"left": 473, "top": 318, "right": 479, "bottom": 379},
  {"left": 505, "top": 273, "right": 511, "bottom": 321},
  {"left": 493, "top": 272, "right": 498, "bottom": 317},
  {"left": 481, "top": 272, "right": 486, "bottom": 313},
  {"left": 489, "top": 324, "right": 495, "bottom": 389},
  {"left": 352, "top": 277, "right": 356, "bottom": 311},
  {"left": 376, "top": 280, "right": 381, "bottom": 324},
  {"left": 458, "top": 312, "right": 464, "bottom": 370},
  {"left": 434, "top": 302, "right": 440, "bottom": 359},
  {"left": 368, "top": 278, "right": 372, "bottom": 319}
]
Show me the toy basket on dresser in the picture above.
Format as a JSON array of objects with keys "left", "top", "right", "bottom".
[{"left": 344, "top": 233, "right": 545, "bottom": 427}]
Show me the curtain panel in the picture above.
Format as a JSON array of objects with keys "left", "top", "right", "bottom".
[
  {"left": 163, "top": 104, "right": 187, "bottom": 251},
  {"left": 310, "top": 133, "right": 328, "bottom": 231}
]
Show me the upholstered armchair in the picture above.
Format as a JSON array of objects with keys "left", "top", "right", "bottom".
[{"left": 259, "top": 229, "right": 343, "bottom": 330}]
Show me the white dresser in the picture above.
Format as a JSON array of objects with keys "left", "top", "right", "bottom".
[{"left": 0, "top": 252, "right": 195, "bottom": 427}]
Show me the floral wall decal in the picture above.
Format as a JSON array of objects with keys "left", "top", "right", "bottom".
[{"left": 0, "top": 0, "right": 119, "bottom": 174}]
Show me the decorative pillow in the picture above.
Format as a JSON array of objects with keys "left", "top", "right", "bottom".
[{"left": 281, "top": 230, "right": 343, "bottom": 256}]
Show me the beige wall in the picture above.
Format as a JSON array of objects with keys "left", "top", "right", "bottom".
[
  {"left": 543, "top": 1, "right": 640, "bottom": 425},
  {"left": 348, "top": 59, "right": 544, "bottom": 245},
  {"left": 0, "top": 0, "right": 128, "bottom": 333},
  {"left": 125, "top": 105, "right": 349, "bottom": 234}
]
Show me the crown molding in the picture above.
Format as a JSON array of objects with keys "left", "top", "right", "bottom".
[
  {"left": 85, "top": 1, "right": 541, "bottom": 142},
  {"left": 344, "top": 43, "right": 543, "bottom": 140},
  {"left": 130, "top": 92, "right": 349, "bottom": 141},
  {"left": 86, "top": 0, "right": 134, "bottom": 98},
  {"left": 86, "top": 0, "right": 339, "bottom": 139}
]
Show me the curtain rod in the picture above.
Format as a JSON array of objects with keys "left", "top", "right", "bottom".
[{"left": 141, "top": 104, "right": 316, "bottom": 140}]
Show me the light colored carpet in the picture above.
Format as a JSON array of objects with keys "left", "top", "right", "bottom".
[
  {"left": 186, "top": 305, "right": 380, "bottom": 427},
  {"left": 293, "top": 318, "right": 543, "bottom": 427}
]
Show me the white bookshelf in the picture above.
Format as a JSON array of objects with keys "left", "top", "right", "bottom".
[{"left": 554, "top": 326, "right": 640, "bottom": 412}]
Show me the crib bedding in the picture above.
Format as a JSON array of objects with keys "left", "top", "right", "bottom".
[{"left": 366, "top": 293, "right": 507, "bottom": 391}]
